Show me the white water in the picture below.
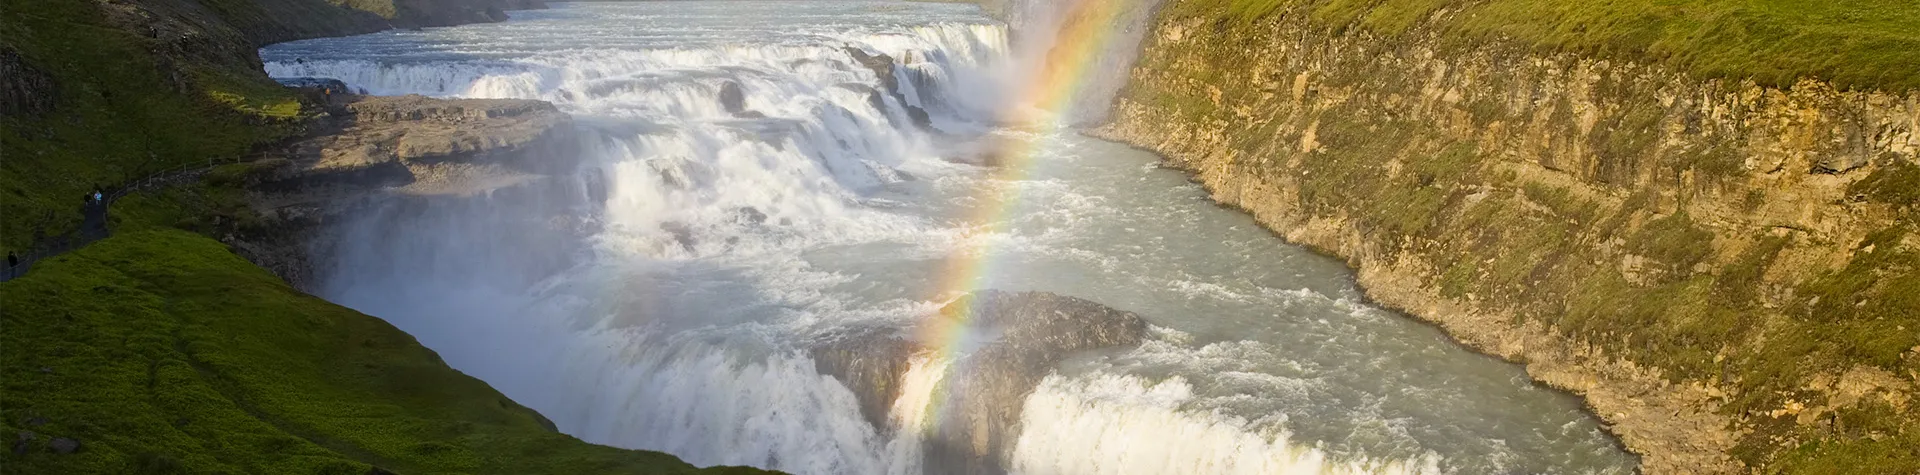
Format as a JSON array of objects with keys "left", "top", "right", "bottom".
[
  {"left": 262, "top": 2, "right": 1637, "bottom": 474},
  {"left": 1010, "top": 374, "right": 1437, "bottom": 475}
]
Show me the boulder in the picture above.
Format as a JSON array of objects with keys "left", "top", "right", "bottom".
[
  {"left": 719, "top": 81, "right": 748, "bottom": 114},
  {"left": 48, "top": 437, "right": 79, "bottom": 454},
  {"left": 718, "top": 81, "right": 769, "bottom": 119},
  {"left": 840, "top": 47, "right": 933, "bottom": 130}
]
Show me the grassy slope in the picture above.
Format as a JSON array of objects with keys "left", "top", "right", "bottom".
[
  {"left": 0, "top": 0, "right": 306, "bottom": 251},
  {"left": 1, "top": 229, "right": 772, "bottom": 474},
  {"left": 1173, "top": 0, "right": 1920, "bottom": 92},
  {"left": 1124, "top": 1, "right": 1920, "bottom": 470},
  {"left": 0, "top": 1, "right": 774, "bottom": 473},
  {"left": 0, "top": 0, "right": 504, "bottom": 251}
]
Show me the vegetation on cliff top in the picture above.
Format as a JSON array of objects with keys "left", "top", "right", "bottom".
[
  {"left": 1, "top": 0, "right": 306, "bottom": 250},
  {"left": 1173, "top": 0, "right": 1920, "bottom": 92}
]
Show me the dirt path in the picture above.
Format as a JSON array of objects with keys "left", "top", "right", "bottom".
[{"left": 2, "top": 164, "right": 219, "bottom": 282}]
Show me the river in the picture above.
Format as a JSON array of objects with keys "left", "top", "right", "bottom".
[{"left": 260, "top": 2, "right": 1638, "bottom": 474}]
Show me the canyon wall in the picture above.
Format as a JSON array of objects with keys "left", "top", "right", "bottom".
[{"left": 1092, "top": 2, "right": 1920, "bottom": 472}]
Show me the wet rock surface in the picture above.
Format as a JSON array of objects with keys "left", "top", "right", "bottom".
[
  {"left": 718, "top": 81, "right": 768, "bottom": 119},
  {"left": 811, "top": 325, "right": 920, "bottom": 430},
  {"left": 810, "top": 290, "right": 1149, "bottom": 475},
  {"left": 841, "top": 47, "right": 933, "bottom": 130}
]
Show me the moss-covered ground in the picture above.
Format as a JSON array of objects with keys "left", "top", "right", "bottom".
[{"left": 1172, "top": 0, "right": 1920, "bottom": 92}]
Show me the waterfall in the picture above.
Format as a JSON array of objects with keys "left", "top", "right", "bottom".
[
  {"left": 261, "top": 3, "right": 1638, "bottom": 474},
  {"left": 271, "top": 5, "right": 1017, "bottom": 472}
]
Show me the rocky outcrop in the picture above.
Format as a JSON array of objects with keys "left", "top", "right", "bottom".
[
  {"left": 258, "top": 94, "right": 575, "bottom": 198},
  {"left": 841, "top": 47, "right": 934, "bottom": 129},
  {"left": 718, "top": 81, "right": 768, "bottom": 119},
  {"left": 811, "top": 325, "right": 921, "bottom": 432},
  {"left": 1094, "top": 2, "right": 1919, "bottom": 472},
  {"left": 236, "top": 94, "right": 578, "bottom": 287},
  {"left": 811, "top": 290, "right": 1149, "bottom": 475}
]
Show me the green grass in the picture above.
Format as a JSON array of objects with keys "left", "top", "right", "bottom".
[
  {"left": 1168, "top": 0, "right": 1920, "bottom": 92},
  {"left": 0, "top": 0, "right": 479, "bottom": 252},
  {"left": 0, "top": 0, "right": 304, "bottom": 251},
  {"left": 1, "top": 229, "right": 774, "bottom": 474},
  {"left": 1627, "top": 212, "right": 1717, "bottom": 273},
  {"left": 1, "top": 1, "right": 785, "bottom": 473}
]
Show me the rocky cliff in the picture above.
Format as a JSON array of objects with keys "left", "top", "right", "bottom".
[
  {"left": 1092, "top": 1, "right": 1919, "bottom": 472},
  {"left": 231, "top": 93, "right": 581, "bottom": 287}
]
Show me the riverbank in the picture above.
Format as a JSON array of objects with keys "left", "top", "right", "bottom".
[{"left": 1091, "top": 0, "right": 1918, "bottom": 472}]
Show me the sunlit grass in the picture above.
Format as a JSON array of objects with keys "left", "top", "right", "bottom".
[{"left": 1170, "top": 0, "right": 1920, "bottom": 91}]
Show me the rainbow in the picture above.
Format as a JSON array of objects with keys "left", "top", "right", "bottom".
[{"left": 907, "top": 0, "right": 1137, "bottom": 430}]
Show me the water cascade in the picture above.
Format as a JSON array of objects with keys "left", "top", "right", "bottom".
[{"left": 261, "top": 2, "right": 1638, "bottom": 474}]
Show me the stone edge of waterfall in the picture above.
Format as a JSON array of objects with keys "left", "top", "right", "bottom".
[{"left": 234, "top": 93, "right": 584, "bottom": 289}]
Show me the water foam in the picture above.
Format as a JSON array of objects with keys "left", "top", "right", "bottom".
[{"left": 1009, "top": 373, "right": 1442, "bottom": 475}]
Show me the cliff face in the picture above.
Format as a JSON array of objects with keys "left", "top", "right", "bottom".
[{"left": 1093, "top": 2, "right": 1920, "bottom": 472}]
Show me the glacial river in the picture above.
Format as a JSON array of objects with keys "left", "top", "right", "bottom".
[{"left": 261, "top": 2, "right": 1637, "bottom": 474}]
